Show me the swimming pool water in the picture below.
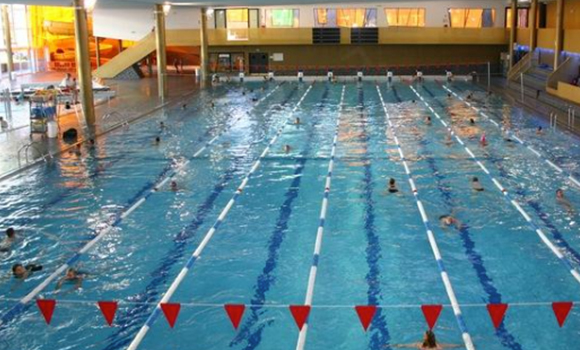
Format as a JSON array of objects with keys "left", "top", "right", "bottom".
[{"left": 1, "top": 80, "right": 580, "bottom": 350}]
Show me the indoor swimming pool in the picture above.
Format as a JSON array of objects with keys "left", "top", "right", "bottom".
[{"left": 1, "top": 79, "right": 580, "bottom": 350}]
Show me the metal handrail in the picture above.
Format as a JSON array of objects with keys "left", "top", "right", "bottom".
[{"left": 17, "top": 141, "right": 52, "bottom": 167}]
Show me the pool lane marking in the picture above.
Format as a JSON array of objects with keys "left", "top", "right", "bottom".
[
  {"left": 295, "top": 85, "right": 344, "bottom": 350},
  {"left": 126, "top": 85, "right": 314, "bottom": 350},
  {"left": 376, "top": 86, "right": 476, "bottom": 350},
  {"left": 0, "top": 83, "right": 284, "bottom": 327},
  {"left": 442, "top": 85, "right": 580, "bottom": 189},
  {"left": 410, "top": 86, "right": 580, "bottom": 285}
]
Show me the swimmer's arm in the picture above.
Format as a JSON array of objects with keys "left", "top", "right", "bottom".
[
  {"left": 55, "top": 277, "right": 65, "bottom": 290},
  {"left": 74, "top": 277, "right": 83, "bottom": 289},
  {"left": 389, "top": 343, "right": 421, "bottom": 349},
  {"left": 440, "top": 344, "right": 463, "bottom": 349}
]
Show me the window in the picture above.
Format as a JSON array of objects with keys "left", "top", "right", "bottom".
[
  {"left": 385, "top": 8, "right": 425, "bottom": 27},
  {"left": 264, "top": 9, "right": 299, "bottom": 28},
  {"left": 505, "top": 8, "right": 529, "bottom": 28},
  {"left": 314, "top": 8, "right": 376, "bottom": 28},
  {"left": 448, "top": 8, "right": 495, "bottom": 28},
  {"left": 214, "top": 9, "right": 258, "bottom": 41}
]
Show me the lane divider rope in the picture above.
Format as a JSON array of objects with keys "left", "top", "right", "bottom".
[
  {"left": 0, "top": 83, "right": 283, "bottom": 327},
  {"left": 411, "top": 86, "right": 580, "bottom": 285},
  {"left": 126, "top": 84, "right": 314, "bottom": 350},
  {"left": 295, "top": 85, "right": 345, "bottom": 350},
  {"left": 376, "top": 85, "right": 476, "bottom": 350}
]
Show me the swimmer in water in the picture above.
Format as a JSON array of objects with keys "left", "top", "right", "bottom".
[
  {"left": 284, "top": 145, "right": 291, "bottom": 153},
  {"left": 536, "top": 126, "right": 543, "bottom": 135},
  {"left": 88, "top": 139, "right": 95, "bottom": 148},
  {"left": 181, "top": 104, "right": 187, "bottom": 110},
  {"left": 440, "top": 214, "right": 462, "bottom": 229},
  {"left": 556, "top": 189, "right": 575, "bottom": 213},
  {"left": 387, "top": 178, "right": 399, "bottom": 193},
  {"left": 159, "top": 121, "right": 166, "bottom": 129},
  {"left": 444, "top": 132, "right": 454, "bottom": 146},
  {"left": 295, "top": 117, "right": 301, "bottom": 125},
  {"left": 210, "top": 102, "right": 215, "bottom": 108},
  {"left": 12, "top": 263, "right": 42, "bottom": 280},
  {"left": 412, "top": 100, "right": 416, "bottom": 104},
  {"left": 447, "top": 93, "right": 452, "bottom": 99},
  {"left": 390, "top": 330, "right": 462, "bottom": 349},
  {"left": 425, "top": 116, "right": 432, "bottom": 125},
  {"left": 479, "top": 132, "right": 487, "bottom": 146},
  {"left": 154, "top": 136, "right": 161, "bottom": 145},
  {"left": 0, "top": 228, "right": 17, "bottom": 252},
  {"left": 471, "top": 176, "right": 484, "bottom": 192},
  {"left": 469, "top": 118, "right": 475, "bottom": 125},
  {"left": 56, "top": 268, "right": 84, "bottom": 290},
  {"left": 170, "top": 181, "right": 178, "bottom": 192}
]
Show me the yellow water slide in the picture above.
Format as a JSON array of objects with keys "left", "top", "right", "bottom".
[{"left": 93, "top": 30, "right": 200, "bottom": 79}]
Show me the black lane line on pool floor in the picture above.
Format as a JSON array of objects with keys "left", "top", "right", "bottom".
[
  {"left": 448, "top": 83, "right": 580, "bottom": 181},
  {"left": 97, "top": 86, "right": 301, "bottom": 350},
  {"left": 392, "top": 86, "right": 523, "bottom": 350},
  {"left": 358, "top": 84, "right": 392, "bottom": 349},
  {"left": 0, "top": 85, "right": 294, "bottom": 331},
  {"left": 422, "top": 85, "right": 580, "bottom": 268},
  {"left": 230, "top": 84, "right": 332, "bottom": 350}
]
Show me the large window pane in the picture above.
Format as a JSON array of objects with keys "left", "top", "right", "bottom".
[
  {"left": 316, "top": 8, "right": 375, "bottom": 28},
  {"left": 385, "top": 8, "right": 425, "bottom": 27},
  {"left": 265, "top": 9, "right": 299, "bottom": 28},
  {"left": 449, "top": 8, "right": 495, "bottom": 28}
]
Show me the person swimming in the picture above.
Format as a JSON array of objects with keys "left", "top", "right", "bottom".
[
  {"left": 159, "top": 121, "right": 166, "bottom": 129},
  {"left": 170, "top": 181, "right": 178, "bottom": 192},
  {"left": 388, "top": 178, "right": 399, "bottom": 193},
  {"left": 425, "top": 116, "right": 432, "bottom": 125},
  {"left": 469, "top": 118, "right": 475, "bottom": 125},
  {"left": 536, "top": 126, "right": 543, "bottom": 135},
  {"left": 295, "top": 117, "right": 301, "bottom": 125},
  {"left": 439, "top": 214, "right": 462, "bottom": 229},
  {"left": 181, "top": 103, "right": 187, "bottom": 110},
  {"left": 479, "top": 132, "right": 487, "bottom": 146},
  {"left": 556, "top": 189, "right": 574, "bottom": 213},
  {"left": 12, "top": 263, "right": 42, "bottom": 279},
  {"left": 0, "top": 228, "right": 17, "bottom": 252},
  {"left": 447, "top": 93, "right": 452, "bottom": 99},
  {"left": 471, "top": 176, "right": 484, "bottom": 192},
  {"left": 284, "top": 145, "right": 291, "bottom": 153},
  {"left": 56, "top": 268, "right": 85, "bottom": 290},
  {"left": 390, "top": 330, "right": 461, "bottom": 349},
  {"left": 154, "top": 136, "right": 161, "bottom": 145},
  {"left": 444, "top": 132, "right": 454, "bottom": 146},
  {"left": 412, "top": 100, "right": 416, "bottom": 104}
]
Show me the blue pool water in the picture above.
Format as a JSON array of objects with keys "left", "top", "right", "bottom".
[{"left": 1, "top": 80, "right": 580, "bottom": 350}]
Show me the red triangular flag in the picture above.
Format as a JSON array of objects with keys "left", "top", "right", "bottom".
[
  {"left": 355, "top": 305, "right": 377, "bottom": 331},
  {"left": 421, "top": 305, "right": 442, "bottom": 330},
  {"left": 289, "top": 305, "right": 311, "bottom": 330},
  {"left": 97, "top": 301, "right": 118, "bottom": 326},
  {"left": 487, "top": 303, "right": 508, "bottom": 329},
  {"left": 160, "top": 303, "right": 181, "bottom": 328},
  {"left": 224, "top": 304, "right": 246, "bottom": 330},
  {"left": 36, "top": 299, "right": 56, "bottom": 325},
  {"left": 552, "top": 302, "right": 573, "bottom": 327}
]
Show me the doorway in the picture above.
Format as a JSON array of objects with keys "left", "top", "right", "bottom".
[{"left": 249, "top": 52, "right": 269, "bottom": 74}]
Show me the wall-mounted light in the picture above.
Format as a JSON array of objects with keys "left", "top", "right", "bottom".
[
  {"left": 162, "top": 2, "right": 171, "bottom": 16},
  {"left": 84, "top": 0, "right": 97, "bottom": 12}
]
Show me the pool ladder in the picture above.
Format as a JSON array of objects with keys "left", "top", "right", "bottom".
[
  {"left": 550, "top": 107, "right": 577, "bottom": 132},
  {"left": 17, "top": 141, "right": 52, "bottom": 167}
]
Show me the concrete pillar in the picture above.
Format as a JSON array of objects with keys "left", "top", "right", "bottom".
[
  {"left": 508, "top": 0, "right": 518, "bottom": 69},
  {"left": 1, "top": 5, "right": 14, "bottom": 80},
  {"left": 154, "top": 4, "right": 168, "bottom": 99},
  {"left": 73, "top": 0, "right": 96, "bottom": 126},
  {"left": 554, "top": 0, "right": 564, "bottom": 69},
  {"left": 529, "top": 0, "right": 538, "bottom": 52},
  {"left": 95, "top": 36, "right": 101, "bottom": 67},
  {"left": 200, "top": 7, "right": 210, "bottom": 83}
]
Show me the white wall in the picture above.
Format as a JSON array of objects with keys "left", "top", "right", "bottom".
[{"left": 94, "top": 0, "right": 510, "bottom": 41}]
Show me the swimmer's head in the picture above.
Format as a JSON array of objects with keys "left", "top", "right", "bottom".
[
  {"left": 389, "top": 178, "right": 396, "bottom": 185},
  {"left": 160, "top": 122, "right": 165, "bottom": 127},
  {"left": 6, "top": 228, "right": 15, "bottom": 238},
  {"left": 155, "top": 136, "right": 160, "bottom": 143},
  {"left": 12, "top": 264, "right": 25, "bottom": 278},
  {"left": 295, "top": 117, "right": 300, "bottom": 124},
  {"left": 472, "top": 176, "right": 479, "bottom": 182},
  {"left": 538, "top": 126, "right": 543, "bottom": 131},
  {"left": 423, "top": 330, "right": 437, "bottom": 348},
  {"left": 66, "top": 268, "right": 77, "bottom": 279},
  {"left": 89, "top": 139, "right": 95, "bottom": 145},
  {"left": 412, "top": 100, "right": 416, "bottom": 103},
  {"left": 426, "top": 116, "right": 431, "bottom": 122},
  {"left": 470, "top": 118, "right": 475, "bottom": 124},
  {"left": 170, "top": 181, "right": 178, "bottom": 191},
  {"left": 556, "top": 189, "right": 564, "bottom": 198},
  {"left": 447, "top": 93, "right": 451, "bottom": 98}
]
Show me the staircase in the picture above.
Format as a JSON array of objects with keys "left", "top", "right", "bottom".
[{"left": 93, "top": 33, "right": 155, "bottom": 79}]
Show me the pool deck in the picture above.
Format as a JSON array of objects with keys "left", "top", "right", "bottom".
[{"left": 0, "top": 73, "right": 198, "bottom": 177}]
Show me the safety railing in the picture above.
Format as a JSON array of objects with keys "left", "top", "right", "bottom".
[
  {"left": 547, "top": 57, "right": 573, "bottom": 90},
  {"left": 507, "top": 51, "right": 533, "bottom": 81},
  {"left": 17, "top": 141, "right": 52, "bottom": 167}
]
